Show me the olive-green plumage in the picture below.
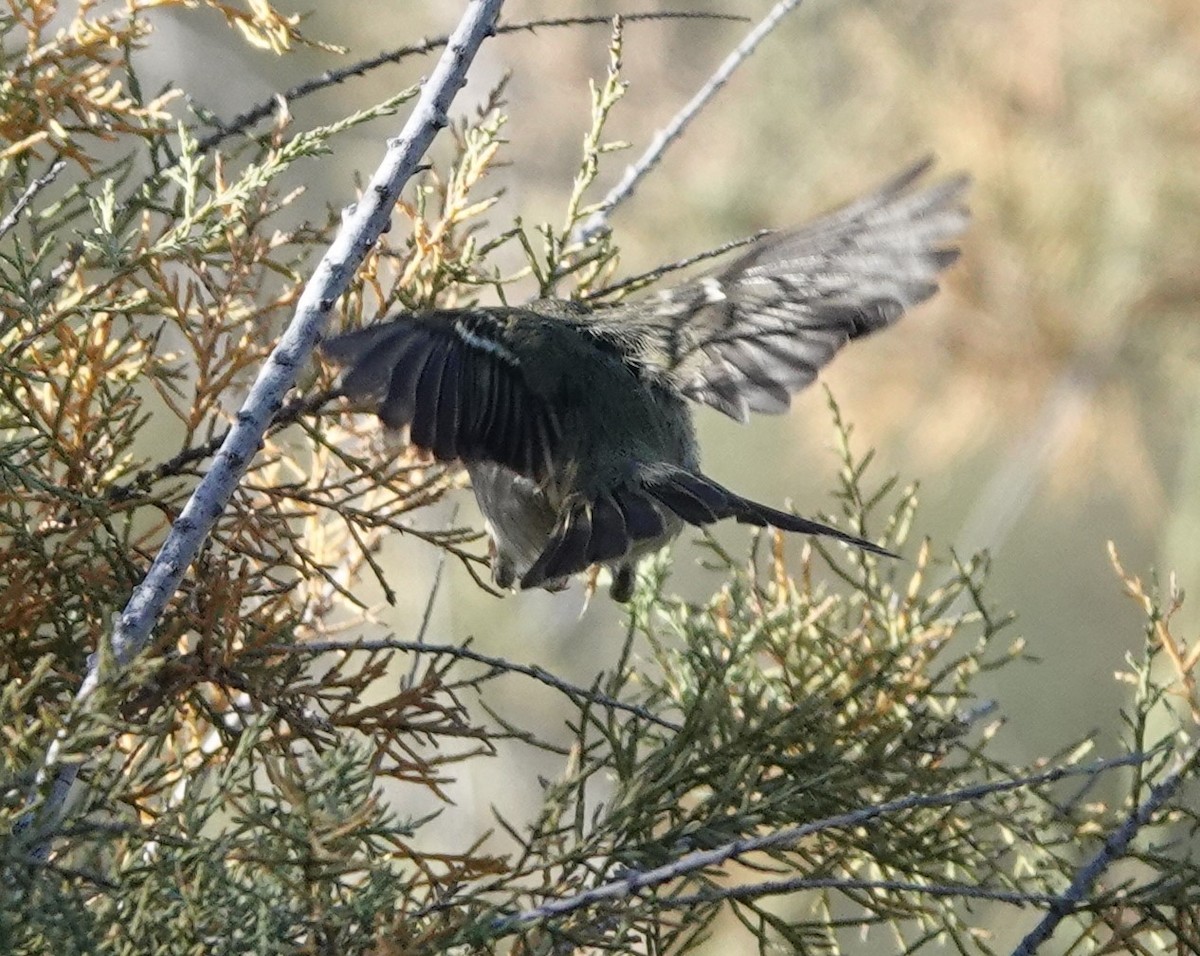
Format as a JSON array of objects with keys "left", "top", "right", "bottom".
[{"left": 322, "top": 159, "right": 969, "bottom": 600}]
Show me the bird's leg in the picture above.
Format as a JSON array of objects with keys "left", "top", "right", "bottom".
[
  {"left": 488, "top": 536, "right": 516, "bottom": 590},
  {"left": 609, "top": 563, "right": 635, "bottom": 603}
]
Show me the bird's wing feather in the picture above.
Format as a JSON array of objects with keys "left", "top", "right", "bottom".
[
  {"left": 591, "top": 158, "right": 970, "bottom": 421},
  {"left": 321, "top": 311, "right": 562, "bottom": 480}
]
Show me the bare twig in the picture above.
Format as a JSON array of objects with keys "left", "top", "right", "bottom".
[
  {"left": 255, "top": 637, "right": 682, "bottom": 733},
  {"left": 16, "top": 0, "right": 506, "bottom": 862},
  {"left": 670, "top": 876, "right": 1061, "bottom": 909},
  {"left": 0, "top": 158, "right": 66, "bottom": 240},
  {"left": 577, "top": 0, "right": 807, "bottom": 242},
  {"left": 105, "top": 387, "right": 339, "bottom": 502},
  {"left": 489, "top": 750, "right": 1150, "bottom": 931},
  {"left": 405, "top": 506, "right": 457, "bottom": 687},
  {"left": 582, "top": 229, "right": 770, "bottom": 301},
  {"left": 1010, "top": 741, "right": 1200, "bottom": 956},
  {"left": 196, "top": 12, "right": 745, "bottom": 153}
]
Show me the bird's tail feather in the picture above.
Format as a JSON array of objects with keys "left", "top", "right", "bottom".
[
  {"left": 519, "top": 487, "right": 667, "bottom": 590},
  {"left": 643, "top": 467, "right": 896, "bottom": 558},
  {"left": 519, "top": 467, "right": 894, "bottom": 592}
]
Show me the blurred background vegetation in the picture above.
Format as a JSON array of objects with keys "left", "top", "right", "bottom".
[{"left": 4, "top": 0, "right": 1198, "bottom": 951}]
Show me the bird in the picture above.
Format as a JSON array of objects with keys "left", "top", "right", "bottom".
[{"left": 321, "top": 158, "right": 969, "bottom": 602}]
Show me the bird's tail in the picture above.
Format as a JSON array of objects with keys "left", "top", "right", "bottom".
[
  {"left": 641, "top": 466, "right": 896, "bottom": 558},
  {"left": 519, "top": 486, "right": 668, "bottom": 591},
  {"left": 519, "top": 466, "right": 894, "bottom": 592}
]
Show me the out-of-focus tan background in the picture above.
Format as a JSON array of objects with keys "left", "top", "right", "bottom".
[{"left": 147, "top": 0, "right": 1198, "bottom": 940}]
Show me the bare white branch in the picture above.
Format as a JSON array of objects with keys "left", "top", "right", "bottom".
[
  {"left": 0, "top": 157, "right": 65, "bottom": 240},
  {"left": 18, "top": 0, "right": 506, "bottom": 861}
]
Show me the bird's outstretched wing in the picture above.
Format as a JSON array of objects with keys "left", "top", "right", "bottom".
[
  {"left": 589, "top": 158, "right": 970, "bottom": 422},
  {"left": 321, "top": 311, "right": 562, "bottom": 480}
]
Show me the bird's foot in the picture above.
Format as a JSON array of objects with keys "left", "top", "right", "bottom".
[{"left": 609, "top": 563, "right": 635, "bottom": 603}]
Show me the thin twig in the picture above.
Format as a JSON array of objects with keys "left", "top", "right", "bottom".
[
  {"left": 254, "top": 637, "right": 682, "bottom": 733},
  {"left": 582, "top": 229, "right": 770, "bottom": 302},
  {"left": 1010, "top": 741, "right": 1199, "bottom": 956},
  {"left": 15, "top": 0, "right": 506, "bottom": 863},
  {"left": 105, "top": 387, "right": 339, "bottom": 502},
  {"left": 0, "top": 158, "right": 66, "bottom": 240},
  {"left": 195, "top": 13, "right": 745, "bottom": 153},
  {"left": 577, "top": 0, "right": 807, "bottom": 242},
  {"left": 670, "top": 876, "right": 1062, "bottom": 910},
  {"left": 488, "top": 750, "right": 1150, "bottom": 931},
  {"left": 405, "top": 505, "right": 457, "bottom": 687}
]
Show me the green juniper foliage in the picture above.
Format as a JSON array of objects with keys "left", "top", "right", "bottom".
[{"left": 2, "top": 4, "right": 1198, "bottom": 956}]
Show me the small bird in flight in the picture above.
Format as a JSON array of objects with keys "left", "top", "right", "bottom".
[{"left": 322, "top": 158, "right": 969, "bottom": 601}]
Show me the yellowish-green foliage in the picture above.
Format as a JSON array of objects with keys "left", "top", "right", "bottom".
[{"left": 1, "top": 5, "right": 1199, "bottom": 955}]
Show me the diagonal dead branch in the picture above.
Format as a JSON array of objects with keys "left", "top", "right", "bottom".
[
  {"left": 577, "top": 0, "right": 807, "bottom": 242},
  {"left": 16, "top": 0, "right": 507, "bottom": 863},
  {"left": 582, "top": 229, "right": 771, "bottom": 301}
]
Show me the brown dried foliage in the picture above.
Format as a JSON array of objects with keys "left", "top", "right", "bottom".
[{"left": 1, "top": 0, "right": 506, "bottom": 887}]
